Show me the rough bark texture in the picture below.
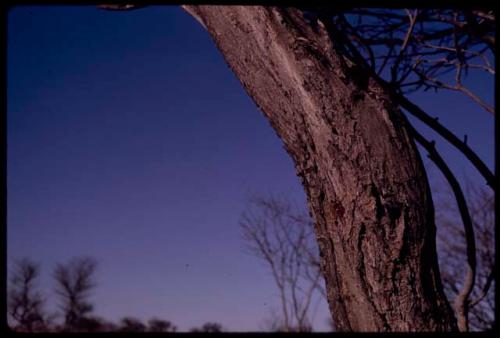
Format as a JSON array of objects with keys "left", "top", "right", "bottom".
[{"left": 183, "top": 6, "right": 458, "bottom": 332}]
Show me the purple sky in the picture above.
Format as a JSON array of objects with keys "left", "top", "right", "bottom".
[{"left": 7, "top": 6, "right": 494, "bottom": 332}]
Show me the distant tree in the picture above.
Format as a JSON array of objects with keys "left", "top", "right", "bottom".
[
  {"left": 190, "top": 322, "right": 224, "bottom": 332},
  {"left": 119, "top": 317, "right": 147, "bottom": 332},
  {"left": 240, "top": 195, "right": 324, "bottom": 332},
  {"left": 53, "top": 256, "right": 97, "bottom": 331},
  {"left": 147, "top": 318, "right": 177, "bottom": 332},
  {"left": 8, "top": 258, "right": 47, "bottom": 332},
  {"left": 435, "top": 181, "right": 495, "bottom": 331}
]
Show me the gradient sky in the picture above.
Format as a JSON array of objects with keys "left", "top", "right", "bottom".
[{"left": 7, "top": 5, "right": 494, "bottom": 332}]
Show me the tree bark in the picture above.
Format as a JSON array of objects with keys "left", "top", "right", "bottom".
[{"left": 183, "top": 5, "right": 457, "bottom": 331}]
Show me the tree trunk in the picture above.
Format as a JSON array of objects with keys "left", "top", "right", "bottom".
[{"left": 183, "top": 5, "right": 457, "bottom": 332}]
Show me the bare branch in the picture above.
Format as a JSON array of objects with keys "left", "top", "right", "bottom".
[
  {"left": 389, "top": 89, "right": 494, "bottom": 190},
  {"left": 404, "top": 119, "right": 476, "bottom": 332},
  {"left": 455, "top": 85, "right": 495, "bottom": 114},
  {"left": 391, "top": 9, "right": 419, "bottom": 83}
]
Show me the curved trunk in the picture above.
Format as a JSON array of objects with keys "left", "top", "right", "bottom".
[{"left": 183, "top": 5, "right": 457, "bottom": 331}]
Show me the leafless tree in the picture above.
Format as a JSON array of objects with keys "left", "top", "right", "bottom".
[
  {"left": 8, "top": 258, "right": 47, "bottom": 332},
  {"left": 240, "top": 195, "right": 325, "bottom": 332},
  {"left": 434, "top": 179, "right": 495, "bottom": 331},
  {"left": 53, "top": 256, "right": 98, "bottom": 331}
]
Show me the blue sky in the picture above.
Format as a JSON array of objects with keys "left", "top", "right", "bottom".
[{"left": 7, "top": 5, "right": 494, "bottom": 332}]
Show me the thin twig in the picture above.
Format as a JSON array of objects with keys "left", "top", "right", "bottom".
[
  {"left": 391, "top": 9, "right": 419, "bottom": 83},
  {"left": 456, "top": 85, "right": 495, "bottom": 115}
]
